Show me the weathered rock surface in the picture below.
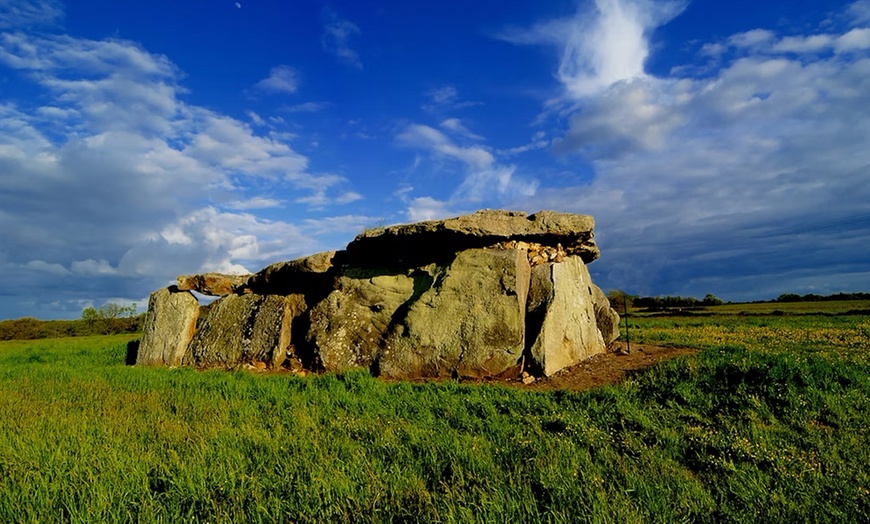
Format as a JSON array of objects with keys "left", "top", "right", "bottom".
[
  {"left": 346, "top": 209, "right": 599, "bottom": 266},
  {"left": 591, "top": 284, "right": 621, "bottom": 347},
  {"left": 185, "top": 293, "right": 306, "bottom": 368},
  {"left": 137, "top": 287, "right": 199, "bottom": 366},
  {"left": 137, "top": 209, "right": 619, "bottom": 379},
  {"left": 243, "top": 251, "right": 339, "bottom": 295},
  {"left": 527, "top": 257, "right": 605, "bottom": 376},
  {"left": 176, "top": 273, "right": 251, "bottom": 296},
  {"left": 307, "top": 269, "right": 417, "bottom": 372},
  {"left": 381, "top": 247, "right": 531, "bottom": 378}
]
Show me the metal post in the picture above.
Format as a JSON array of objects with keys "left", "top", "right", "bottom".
[{"left": 623, "top": 298, "right": 631, "bottom": 354}]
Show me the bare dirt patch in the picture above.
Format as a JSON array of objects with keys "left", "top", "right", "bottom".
[
  {"left": 258, "top": 342, "right": 698, "bottom": 392},
  {"left": 477, "top": 342, "right": 698, "bottom": 391}
]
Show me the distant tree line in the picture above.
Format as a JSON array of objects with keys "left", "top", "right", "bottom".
[
  {"left": 632, "top": 293, "right": 724, "bottom": 310},
  {"left": 0, "top": 304, "right": 145, "bottom": 341},
  {"left": 608, "top": 290, "right": 869, "bottom": 311},
  {"left": 773, "top": 292, "right": 870, "bottom": 302}
]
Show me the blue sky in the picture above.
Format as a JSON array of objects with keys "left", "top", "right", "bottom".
[{"left": 1, "top": 0, "right": 869, "bottom": 319}]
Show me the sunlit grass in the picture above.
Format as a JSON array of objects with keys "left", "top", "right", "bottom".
[{"left": 0, "top": 314, "right": 867, "bottom": 522}]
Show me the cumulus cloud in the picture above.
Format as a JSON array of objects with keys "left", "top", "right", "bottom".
[
  {"left": 322, "top": 18, "right": 362, "bottom": 69},
  {"left": 406, "top": 196, "right": 453, "bottom": 222},
  {"left": 0, "top": 30, "right": 355, "bottom": 318},
  {"left": 506, "top": 0, "right": 870, "bottom": 299}
]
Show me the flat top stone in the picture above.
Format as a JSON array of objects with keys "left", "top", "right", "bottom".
[
  {"left": 346, "top": 210, "right": 598, "bottom": 266},
  {"left": 352, "top": 210, "right": 594, "bottom": 242}
]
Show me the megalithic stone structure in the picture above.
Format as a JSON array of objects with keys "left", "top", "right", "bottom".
[{"left": 136, "top": 210, "right": 620, "bottom": 378}]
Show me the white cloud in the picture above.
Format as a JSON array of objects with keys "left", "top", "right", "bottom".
[
  {"left": 499, "top": 0, "right": 688, "bottom": 99},
  {"left": 247, "top": 110, "right": 266, "bottom": 126},
  {"left": 396, "top": 123, "right": 537, "bottom": 215},
  {"left": 0, "top": 30, "right": 357, "bottom": 317},
  {"left": 440, "top": 118, "right": 484, "bottom": 140},
  {"left": 25, "top": 259, "right": 69, "bottom": 275},
  {"left": 224, "top": 196, "right": 284, "bottom": 210},
  {"left": 508, "top": 2, "right": 870, "bottom": 299},
  {"left": 254, "top": 65, "right": 299, "bottom": 94},
  {"left": 397, "top": 124, "right": 494, "bottom": 170},
  {"left": 71, "top": 258, "right": 116, "bottom": 276},
  {"left": 322, "top": 18, "right": 362, "bottom": 69},
  {"left": 406, "top": 197, "right": 453, "bottom": 222},
  {"left": 772, "top": 34, "right": 834, "bottom": 53},
  {"left": 0, "top": 0, "right": 63, "bottom": 30},
  {"left": 302, "top": 215, "right": 376, "bottom": 236},
  {"left": 421, "top": 85, "right": 482, "bottom": 112},
  {"left": 120, "top": 207, "right": 316, "bottom": 277},
  {"left": 426, "top": 86, "right": 458, "bottom": 104},
  {"left": 836, "top": 27, "right": 870, "bottom": 52},
  {"left": 335, "top": 191, "right": 363, "bottom": 204},
  {"left": 848, "top": 0, "right": 870, "bottom": 25},
  {"left": 728, "top": 29, "right": 775, "bottom": 50},
  {"left": 499, "top": 131, "right": 550, "bottom": 156}
]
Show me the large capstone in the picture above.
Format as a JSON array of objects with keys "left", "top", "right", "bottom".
[{"left": 345, "top": 209, "right": 599, "bottom": 267}]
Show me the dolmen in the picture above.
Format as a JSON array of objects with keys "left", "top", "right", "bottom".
[{"left": 136, "top": 210, "right": 620, "bottom": 379}]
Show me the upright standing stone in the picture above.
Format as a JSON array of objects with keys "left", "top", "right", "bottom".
[
  {"left": 526, "top": 257, "right": 605, "bottom": 376},
  {"left": 381, "top": 247, "right": 531, "bottom": 378},
  {"left": 307, "top": 270, "right": 418, "bottom": 372},
  {"left": 185, "top": 293, "right": 305, "bottom": 368},
  {"left": 137, "top": 287, "right": 200, "bottom": 366},
  {"left": 591, "top": 284, "right": 621, "bottom": 347}
]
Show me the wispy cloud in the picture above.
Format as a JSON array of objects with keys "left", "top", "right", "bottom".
[
  {"left": 0, "top": 0, "right": 64, "bottom": 29},
  {"left": 322, "top": 17, "right": 362, "bottom": 69},
  {"left": 396, "top": 123, "right": 537, "bottom": 215},
  {"left": 497, "top": 0, "right": 688, "bottom": 99},
  {"left": 224, "top": 196, "right": 284, "bottom": 210},
  {"left": 439, "top": 118, "right": 483, "bottom": 141},
  {"left": 422, "top": 85, "right": 482, "bottom": 113},
  {"left": 254, "top": 65, "right": 299, "bottom": 94},
  {"left": 281, "top": 101, "right": 330, "bottom": 113}
]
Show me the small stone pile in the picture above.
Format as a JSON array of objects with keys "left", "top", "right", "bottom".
[{"left": 136, "top": 210, "right": 620, "bottom": 379}]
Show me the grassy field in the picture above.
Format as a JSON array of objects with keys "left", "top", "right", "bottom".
[{"left": 0, "top": 308, "right": 868, "bottom": 522}]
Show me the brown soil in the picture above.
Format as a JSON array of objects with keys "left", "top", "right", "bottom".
[
  {"left": 474, "top": 342, "right": 698, "bottom": 391},
  {"left": 260, "top": 342, "right": 697, "bottom": 392}
]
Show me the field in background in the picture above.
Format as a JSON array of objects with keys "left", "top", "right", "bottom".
[
  {"left": 0, "top": 308, "right": 867, "bottom": 522},
  {"left": 628, "top": 299, "right": 870, "bottom": 316}
]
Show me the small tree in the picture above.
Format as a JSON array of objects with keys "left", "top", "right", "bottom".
[
  {"left": 80, "top": 303, "right": 139, "bottom": 335},
  {"left": 607, "top": 289, "right": 634, "bottom": 310},
  {"left": 702, "top": 293, "right": 724, "bottom": 306}
]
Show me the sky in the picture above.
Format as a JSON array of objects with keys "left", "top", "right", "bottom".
[{"left": 1, "top": 0, "right": 869, "bottom": 319}]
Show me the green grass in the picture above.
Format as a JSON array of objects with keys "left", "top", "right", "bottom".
[{"left": 0, "top": 317, "right": 868, "bottom": 523}]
